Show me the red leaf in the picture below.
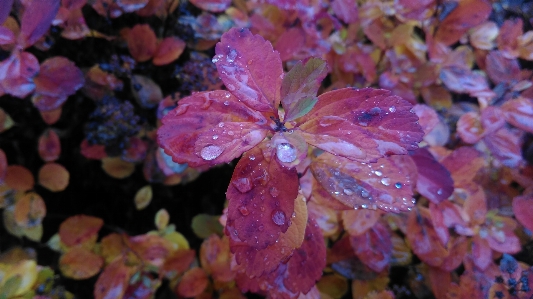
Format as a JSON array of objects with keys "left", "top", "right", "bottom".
[
  {"left": 434, "top": 0, "right": 491, "bottom": 46},
  {"left": 80, "top": 139, "right": 107, "bottom": 160},
  {"left": 440, "top": 236, "right": 468, "bottom": 271},
  {"left": 483, "top": 127, "right": 524, "bottom": 168},
  {"left": 189, "top": 0, "right": 231, "bottom": 13},
  {"left": 457, "top": 111, "right": 483, "bottom": 144},
  {"left": 428, "top": 267, "right": 451, "bottom": 299},
  {"left": 349, "top": 222, "right": 392, "bottom": 272},
  {"left": 331, "top": 0, "right": 359, "bottom": 24},
  {"left": 59, "top": 214, "right": 104, "bottom": 247},
  {"left": 199, "top": 235, "right": 234, "bottom": 282},
  {"left": 281, "top": 58, "right": 328, "bottom": 122},
  {"left": 38, "top": 129, "right": 61, "bottom": 162},
  {"left": 406, "top": 208, "right": 449, "bottom": 267},
  {"left": 33, "top": 57, "right": 84, "bottom": 111},
  {"left": 512, "top": 194, "right": 533, "bottom": 232},
  {"left": 410, "top": 148, "right": 454, "bottom": 203},
  {"left": 471, "top": 235, "right": 492, "bottom": 270},
  {"left": 226, "top": 146, "right": 298, "bottom": 249},
  {"left": 153, "top": 37, "right": 185, "bottom": 66},
  {"left": 485, "top": 51, "right": 521, "bottom": 84},
  {"left": 342, "top": 209, "right": 381, "bottom": 236},
  {"left": 0, "top": 51, "right": 39, "bottom": 98},
  {"left": 274, "top": 27, "right": 305, "bottom": 61},
  {"left": 176, "top": 267, "right": 208, "bottom": 297},
  {"left": 395, "top": 0, "right": 436, "bottom": 21},
  {"left": 310, "top": 152, "right": 417, "bottom": 212},
  {"left": 212, "top": 28, "right": 283, "bottom": 112},
  {"left": 441, "top": 146, "right": 484, "bottom": 187},
  {"left": 297, "top": 88, "right": 424, "bottom": 162},
  {"left": 463, "top": 186, "right": 487, "bottom": 226},
  {"left": 0, "top": 0, "right": 13, "bottom": 24},
  {"left": 158, "top": 90, "right": 269, "bottom": 167},
  {"left": 19, "top": 0, "right": 60, "bottom": 48},
  {"left": 501, "top": 97, "right": 533, "bottom": 133},
  {"left": 127, "top": 24, "right": 157, "bottom": 62},
  {"left": 94, "top": 259, "right": 132, "bottom": 299},
  {"left": 5, "top": 165, "right": 34, "bottom": 191}
]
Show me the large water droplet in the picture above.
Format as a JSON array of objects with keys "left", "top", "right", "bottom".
[
  {"left": 437, "top": 188, "right": 443, "bottom": 195},
  {"left": 395, "top": 182, "right": 402, "bottom": 189},
  {"left": 218, "top": 122, "right": 224, "bottom": 128},
  {"left": 232, "top": 177, "right": 252, "bottom": 193},
  {"left": 239, "top": 206, "right": 250, "bottom": 216},
  {"left": 200, "top": 145, "right": 223, "bottom": 161},
  {"left": 361, "top": 190, "right": 370, "bottom": 198},
  {"left": 389, "top": 106, "right": 396, "bottom": 113},
  {"left": 271, "top": 210, "right": 286, "bottom": 226},
  {"left": 381, "top": 177, "right": 391, "bottom": 186},
  {"left": 374, "top": 170, "right": 383, "bottom": 177},
  {"left": 269, "top": 187, "right": 280, "bottom": 198},
  {"left": 276, "top": 143, "right": 297, "bottom": 163}
]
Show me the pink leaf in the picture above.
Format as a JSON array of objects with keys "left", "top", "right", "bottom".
[
  {"left": 501, "top": 97, "right": 533, "bottom": 133},
  {"left": 485, "top": 51, "right": 521, "bottom": 84},
  {"left": 274, "top": 28, "right": 305, "bottom": 62},
  {"left": 19, "top": 0, "right": 60, "bottom": 48},
  {"left": 213, "top": 28, "right": 283, "bottom": 112},
  {"left": 342, "top": 209, "right": 381, "bottom": 236},
  {"left": 483, "top": 127, "right": 524, "bottom": 168},
  {"left": 410, "top": 148, "right": 454, "bottom": 203},
  {"left": 441, "top": 146, "right": 483, "bottom": 188},
  {"left": 158, "top": 90, "right": 269, "bottom": 167},
  {"left": 0, "top": 51, "right": 39, "bottom": 98},
  {"left": 0, "top": 27, "right": 15, "bottom": 45},
  {"left": 331, "top": 0, "right": 359, "bottom": 24},
  {"left": 226, "top": 146, "right": 298, "bottom": 249},
  {"left": 512, "top": 194, "right": 533, "bottom": 232},
  {"left": 471, "top": 235, "right": 492, "bottom": 270},
  {"left": 189, "top": 0, "right": 231, "bottom": 13},
  {"left": 440, "top": 236, "right": 468, "bottom": 271},
  {"left": 297, "top": 88, "right": 424, "bottom": 162},
  {"left": 310, "top": 152, "right": 417, "bottom": 212},
  {"left": 457, "top": 111, "right": 483, "bottom": 144},
  {"left": 440, "top": 66, "right": 490, "bottom": 96},
  {"left": 281, "top": 58, "right": 328, "bottom": 122},
  {"left": 406, "top": 208, "right": 449, "bottom": 267},
  {"left": 349, "top": 222, "right": 392, "bottom": 272}
]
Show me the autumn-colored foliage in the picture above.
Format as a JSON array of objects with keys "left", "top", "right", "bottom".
[{"left": 1, "top": 0, "right": 533, "bottom": 298}]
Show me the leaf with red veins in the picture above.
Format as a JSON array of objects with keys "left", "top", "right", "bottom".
[
  {"left": 349, "top": 222, "right": 392, "bottom": 272},
  {"left": 485, "top": 51, "right": 521, "bottom": 85},
  {"left": 231, "top": 194, "right": 308, "bottom": 278},
  {"left": 0, "top": 51, "right": 39, "bottom": 98},
  {"left": 483, "top": 127, "right": 524, "bottom": 168},
  {"left": 406, "top": 208, "right": 449, "bottom": 267},
  {"left": 281, "top": 58, "right": 327, "bottom": 122},
  {"left": 32, "top": 57, "right": 84, "bottom": 111},
  {"left": 501, "top": 97, "right": 533, "bottom": 133},
  {"left": 19, "top": 0, "right": 60, "bottom": 48},
  {"left": 310, "top": 152, "right": 417, "bottom": 213},
  {"left": 270, "top": 132, "right": 308, "bottom": 168},
  {"left": 236, "top": 218, "right": 326, "bottom": 297},
  {"left": 297, "top": 88, "right": 423, "bottom": 162},
  {"left": 226, "top": 146, "right": 298, "bottom": 249},
  {"left": 213, "top": 28, "right": 283, "bottom": 112},
  {"left": 440, "top": 146, "right": 483, "bottom": 188},
  {"left": 410, "top": 147, "right": 454, "bottom": 204},
  {"left": 512, "top": 194, "right": 533, "bottom": 232},
  {"left": 158, "top": 90, "right": 270, "bottom": 168}
]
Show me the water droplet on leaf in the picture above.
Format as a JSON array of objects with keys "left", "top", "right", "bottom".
[
  {"left": 269, "top": 187, "right": 279, "bottom": 198},
  {"left": 226, "top": 49, "right": 238, "bottom": 63},
  {"left": 258, "top": 224, "right": 264, "bottom": 231},
  {"left": 232, "top": 177, "right": 252, "bottom": 193},
  {"left": 227, "top": 84, "right": 236, "bottom": 91},
  {"left": 395, "top": 182, "right": 402, "bottom": 189},
  {"left": 200, "top": 145, "right": 223, "bottom": 161},
  {"left": 369, "top": 107, "right": 381, "bottom": 115},
  {"left": 343, "top": 188, "right": 354, "bottom": 195},
  {"left": 239, "top": 206, "right": 250, "bottom": 216},
  {"left": 389, "top": 106, "right": 396, "bottom": 112},
  {"left": 381, "top": 177, "right": 391, "bottom": 186},
  {"left": 271, "top": 210, "right": 286, "bottom": 226},
  {"left": 212, "top": 135, "right": 218, "bottom": 140},
  {"left": 276, "top": 143, "right": 297, "bottom": 163},
  {"left": 224, "top": 101, "right": 229, "bottom": 106},
  {"left": 374, "top": 170, "right": 383, "bottom": 176}
]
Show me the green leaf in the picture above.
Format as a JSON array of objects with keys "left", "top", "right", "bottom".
[
  {"left": 281, "top": 58, "right": 328, "bottom": 122},
  {"left": 191, "top": 214, "right": 223, "bottom": 239}
]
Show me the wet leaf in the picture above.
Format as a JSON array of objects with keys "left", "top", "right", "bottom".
[
  {"left": 191, "top": 214, "right": 224, "bottom": 239},
  {"left": 134, "top": 185, "right": 152, "bottom": 210},
  {"left": 127, "top": 24, "right": 157, "bottom": 62},
  {"left": 19, "top": 0, "right": 60, "bottom": 48},
  {"left": 38, "top": 129, "right": 61, "bottom": 162},
  {"left": 213, "top": 27, "right": 283, "bottom": 111},
  {"left": 342, "top": 209, "right": 381, "bottom": 236},
  {"left": 297, "top": 88, "right": 424, "bottom": 162},
  {"left": 101, "top": 157, "right": 135, "bottom": 179},
  {"left": 94, "top": 259, "right": 132, "bottom": 299},
  {"left": 410, "top": 148, "right": 453, "bottom": 203},
  {"left": 226, "top": 146, "right": 298, "bottom": 249},
  {"left": 281, "top": 58, "right": 328, "bottom": 122},
  {"left": 176, "top": 267, "right": 208, "bottom": 297},
  {"left": 38, "top": 162, "right": 70, "bottom": 192},
  {"left": 5, "top": 165, "right": 34, "bottom": 192},
  {"left": 311, "top": 152, "right": 417, "bottom": 212},
  {"left": 158, "top": 90, "right": 269, "bottom": 168},
  {"left": 59, "top": 214, "right": 104, "bottom": 248},
  {"left": 59, "top": 247, "right": 104, "bottom": 279},
  {"left": 153, "top": 36, "right": 186, "bottom": 66}
]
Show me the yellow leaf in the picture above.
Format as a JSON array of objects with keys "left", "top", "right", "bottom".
[
  {"left": 164, "top": 231, "right": 190, "bottom": 250},
  {"left": 134, "top": 185, "right": 152, "bottom": 210},
  {"left": 155, "top": 209, "right": 169, "bottom": 231},
  {"left": 1, "top": 260, "right": 38, "bottom": 297},
  {"left": 101, "top": 157, "right": 135, "bottom": 179},
  {"left": 23, "top": 224, "right": 43, "bottom": 242}
]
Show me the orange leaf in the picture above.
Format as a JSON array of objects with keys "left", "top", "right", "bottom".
[
  {"left": 5, "top": 165, "right": 34, "bottom": 191},
  {"left": 101, "top": 157, "right": 135, "bottom": 179},
  {"left": 59, "top": 214, "right": 104, "bottom": 248},
  {"left": 38, "top": 129, "right": 61, "bottom": 162},
  {"left": 38, "top": 162, "right": 69, "bottom": 192},
  {"left": 162, "top": 249, "right": 195, "bottom": 278},
  {"left": 127, "top": 24, "right": 157, "bottom": 62},
  {"left": 59, "top": 247, "right": 104, "bottom": 279},
  {"left": 39, "top": 107, "right": 62, "bottom": 125},
  {"left": 176, "top": 267, "right": 208, "bottom": 297},
  {"left": 94, "top": 259, "right": 132, "bottom": 299},
  {"left": 13, "top": 192, "right": 46, "bottom": 228},
  {"left": 153, "top": 37, "right": 185, "bottom": 66},
  {"left": 200, "top": 235, "right": 233, "bottom": 282}
]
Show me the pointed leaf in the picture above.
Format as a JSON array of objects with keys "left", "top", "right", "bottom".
[
  {"left": 0, "top": 107, "right": 14, "bottom": 133},
  {"left": 311, "top": 152, "right": 417, "bottom": 212},
  {"left": 134, "top": 185, "right": 152, "bottom": 210},
  {"left": 281, "top": 58, "right": 328, "bottom": 122},
  {"left": 155, "top": 208, "right": 169, "bottom": 231},
  {"left": 59, "top": 247, "right": 104, "bottom": 279},
  {"left": 38, "top": 162, "right": 69, "bottom": 192},
  {"left": 213, "top": 27, "right": 283, "bottom": 112},
  {"left": 19, "top": 0, "right": 60, "bottom": 48},
  {"left": 94, "top": 259, "right": 132, "bottom": 299},
  {"left": 298, "top": 88, "right": 424, "bottom": 162},
  {"left": 410, "top": 148, "right": 454, "bottom": 203},
  {"left": 127, "top": 24, "right": 157, "bottom": 62},
  {"left": 226, "top": 146, "right": 298, "bottom": 249},
  {"left": 38, "top": 129, "right": 61, "bottom": 162},
  {"left": 158, "top": 90, "right": 269, "bottom": 167}
]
